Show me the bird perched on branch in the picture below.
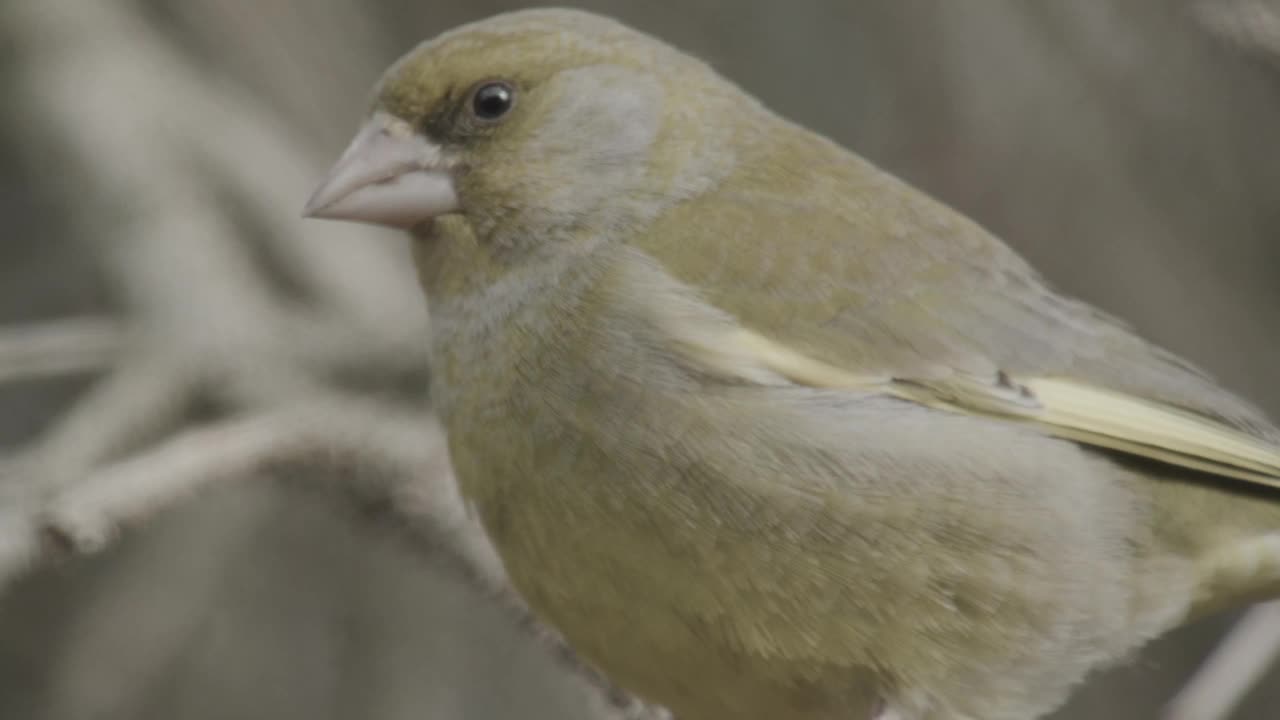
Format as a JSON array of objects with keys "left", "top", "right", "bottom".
[{"left": 306, "top": 9, "right": 1280, "bottom": 719}]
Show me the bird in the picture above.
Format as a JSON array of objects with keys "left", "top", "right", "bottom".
[{"left": 305, "top": 9, "right": 1280, "bottom": 720}]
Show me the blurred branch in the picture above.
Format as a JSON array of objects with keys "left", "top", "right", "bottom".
[
  {"left": 1, "top": 353, "right": 190, "bottom": 500},
  {"left": 0, "top": 401, "right": 455, "bottom": 590},
  {"left": 9, "top": 0, "right": 426, "bottom": 337},
  {"left": 0, "top": 317, "right": 123, "bottom": 386},
  {"left": 1194, "top": 0, "right": 1280, "bottom": 67},
  {"left": 171, "top": 0, "right": 390, "bottom": 148},
  {"left": 1164, "top": 601, "right": 1280, "bottom": 720}
]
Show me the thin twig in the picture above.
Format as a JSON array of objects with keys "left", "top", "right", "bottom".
[
  {"left": 1163, "top": 601, "right": 1280, "bottom": 720},
  {"left": 0, "top": 317, "right": 124, "bottom": 386},
  {"left": 7, "top": 403, "right": 432, "bottom": 573},
  {"left": 5, "top": 353, "right": 191, "bottom": 500}
]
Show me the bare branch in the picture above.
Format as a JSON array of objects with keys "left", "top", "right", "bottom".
[
  {"left": 0, "top": 403, "right": 430, "bottom": 580},
  {"left": 0, "top": 317, "right": 124, "bottom": 386},
  {"left": 5, "top": 353, "right": 192, "bottom": 499},
  {"left": 1163, "top": 601, "right": 1280, "bottom": 720}
]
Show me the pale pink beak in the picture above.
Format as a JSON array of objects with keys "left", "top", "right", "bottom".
[{"left": 303, "top": 112, "right": 460, "bottom": 228}]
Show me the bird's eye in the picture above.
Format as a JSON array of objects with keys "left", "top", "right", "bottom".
[{"left": 470, "top": 82, "right": 515, "bottom": 121}]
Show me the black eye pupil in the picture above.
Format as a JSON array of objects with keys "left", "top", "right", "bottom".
[{"left": 472, "top": 83, "right": 513, "bottom": 120}]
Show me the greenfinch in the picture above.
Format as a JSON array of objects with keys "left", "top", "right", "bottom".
[{"left": 305, "top": 9, "right": 1280, "bottom": 720}]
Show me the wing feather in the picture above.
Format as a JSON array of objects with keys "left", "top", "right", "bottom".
[{"left": 716, "top": 329, "right": 1280, "bottom": 489}]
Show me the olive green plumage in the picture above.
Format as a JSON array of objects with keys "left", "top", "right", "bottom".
[{"left": 319, "top": 9, "right": 1280, "bottom": 720}]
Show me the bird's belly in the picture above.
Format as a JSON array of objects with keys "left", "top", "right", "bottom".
[
  {"left": 484, "top": 486, "right": 878, "bottom": 720},
  {"left": 449, "top": 414, "right": 881, "bottom": 720}
]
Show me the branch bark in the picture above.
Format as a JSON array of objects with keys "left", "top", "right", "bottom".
[{"left": 0, "top": 317, "right": 123, "bottom": 386}]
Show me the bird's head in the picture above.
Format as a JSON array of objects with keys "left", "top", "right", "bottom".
[{"left": 304, "top": 9, "right": 747, "bottom": 245}]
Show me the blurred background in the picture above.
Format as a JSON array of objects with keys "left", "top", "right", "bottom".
[{"left": 2, "top": 1, "right": 1279, "bottom": 718}]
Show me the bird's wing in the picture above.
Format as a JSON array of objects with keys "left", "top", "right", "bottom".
[
  {"left": 634, "top": 145, "right": 1280, "bottom": 489},
  {"left": 711, "top": 328, "right": 1280, "bottom": 488}
]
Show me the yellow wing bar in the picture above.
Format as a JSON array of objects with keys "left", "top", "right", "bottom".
[
  {"left": 725, "top": 329, "right": 1280, "bottom": 489},
  {"left": 1017, "top": 378, "right": 1280, "bottom": 486}
]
